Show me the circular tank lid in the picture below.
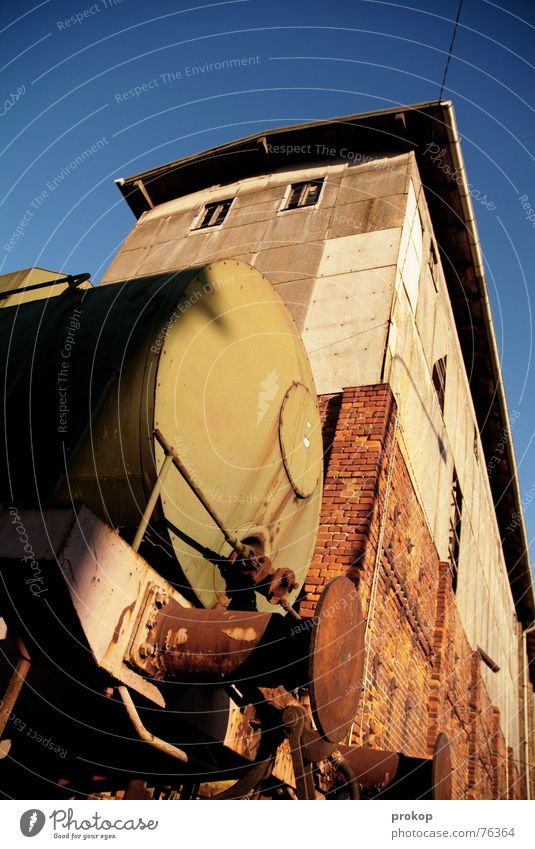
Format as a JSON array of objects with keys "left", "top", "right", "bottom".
[{"left": 279, "top": 383, "right": 321, "bottom": 499}]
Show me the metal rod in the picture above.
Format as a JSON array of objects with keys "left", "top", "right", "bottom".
[
  {"left": 153, "top": 428, "right": 247, "bottom": 557},
  {"left": 0, "top": 273, "right": 91, "bottom": 300},
  {"left": 280, "top": 600, "right": 301, "bottom": 621},
  {"left": 522, "top": 621, "right": 535, "bottom": 800},
  {"left": 117, "top": 685, "right": 188, "bottom": 764},
  {"left": 153, "top": 428, "right": 301, "bottom": 620},
  {"left": 0, "top": 638, "right": 31, "bottom": 737},
  {"left": 131, "top": 452, "right": 174, "bottom": 552}
]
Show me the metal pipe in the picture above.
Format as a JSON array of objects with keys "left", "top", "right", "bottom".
[
  {"left": 331, "top": 752, "right": 360, "bottom": 800},
  {"left": 131, "top": 451, "right": 174, "bottom": 552},
  {"left": 117, "top": 685, "right": 188, "bottom": 764},
  {"left": 140, "top": 604, "right": 274, "bottom": 678},
  {"left": 522, "top": 622, "right": 535, "bottom": 799},
  {"left": 153, "top": 428, "right": 246, "bottom": 557},
  {"left": 0, "top": 638, "right": 31, "bottom": 737}
]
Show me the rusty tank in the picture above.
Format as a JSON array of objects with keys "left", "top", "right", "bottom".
[{"left": 0, "top": 262, "right": 367, "bottom": 800}]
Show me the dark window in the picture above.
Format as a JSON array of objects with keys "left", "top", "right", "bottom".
[
  {"left": 285, "top": 179, "right": 323, "bottom": 210},
  {"left": 195, "top": 199, "right": 233, "bottom": 229},
  {"left": 432, "top": 355, "right": 447, "bottom": 413},
  {"left": 429, "top": 241, "right": 439, "bottom": 291},
  {"left": 448, "top": 469, "right": 463, "bottom": 592}
]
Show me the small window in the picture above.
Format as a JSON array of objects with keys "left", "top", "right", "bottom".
[
  {"left": 448, "top": 468, "right": 462, "bottom": 593},
  {"left": 284, "top": 179, "right": 323, "bottom": 210},
  {"left": 194, "top": 198, "right": 233, "bottom": 229},
  {"left": 432, "top": 356, "right": 447, "bottom": 414}
]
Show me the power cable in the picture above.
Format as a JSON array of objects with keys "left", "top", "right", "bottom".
[{"left": 439, "top": 0, "right": 465, "bottom": 102}]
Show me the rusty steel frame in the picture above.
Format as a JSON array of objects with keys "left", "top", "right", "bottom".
[{"left": 0, "top": 502, "right": 367, "bottom": 799}]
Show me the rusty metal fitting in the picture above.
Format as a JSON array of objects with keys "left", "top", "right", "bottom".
[
  {"left": 229, "top": 550, "right": 298, "bottom": 607},
  {"left": 154, "top": 590, "right": 169, "bottom": 609},
  {"left": 139, "top": 642, "right": 156, "bottom": 659},
  {"left": 265, "top": 568, "right": 299, "bottom": 604}
]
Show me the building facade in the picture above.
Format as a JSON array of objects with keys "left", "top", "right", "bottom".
[{"left": 99, "top": 101, "right": 535, "bottom": 798}]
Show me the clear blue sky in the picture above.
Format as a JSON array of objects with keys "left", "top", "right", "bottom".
[{"left": 1, "top": 0, "right": 534, "bottom": 561}]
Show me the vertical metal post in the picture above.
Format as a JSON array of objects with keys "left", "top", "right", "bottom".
[
  {"left": 132, "top": 451, "right": 174, "bottom": 552},
  {"left": 522, "top": 622, "right": 535, "bottom": 800}
]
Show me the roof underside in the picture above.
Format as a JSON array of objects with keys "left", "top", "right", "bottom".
[{"left": 116, "top": 101, "right": 535, "bottom": 648}]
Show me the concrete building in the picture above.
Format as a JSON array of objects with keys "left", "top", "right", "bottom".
[{"left": 102, "top": 101, "right": 535, "bottom": 799}]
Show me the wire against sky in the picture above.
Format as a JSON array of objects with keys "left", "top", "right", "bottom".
[{"left": 439, "top": 0, "right": 465, "bottom": 102}]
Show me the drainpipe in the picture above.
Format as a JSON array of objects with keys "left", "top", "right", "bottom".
[
  {"left": 440, "top": 103, "right": 535, "bottom": 798},
  {"left": 522, "top": 622, "right": 535, "bottom": 799}
]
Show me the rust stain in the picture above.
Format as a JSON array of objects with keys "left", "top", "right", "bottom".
[
  {"left": 163, "top": 627, "right": 188, "bottom": 650},
  {"left": 222, "top": 626, "right": 258, "bottom": 642},
  {"left": 112, "top": 600, "right": 136, "bottom": 644}
]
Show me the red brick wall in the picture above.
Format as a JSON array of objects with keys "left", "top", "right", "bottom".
[
  {"left": 507, "top": 747, "right": 522, "bottom": 799},
  {"left": 467, "top": 652, "right": 495, "bottom": 799},
  {"left": 491, "top": 706, "right": 508, "bottom": 800},
  {"left": 303, "top": 383, "right": 516, "bottom": 799}
]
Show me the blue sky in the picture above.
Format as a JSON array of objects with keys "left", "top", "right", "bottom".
[{"left": 1, "top": 0, "right": 535, "bottom": 558}]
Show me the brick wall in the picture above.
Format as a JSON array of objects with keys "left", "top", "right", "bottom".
[
  {"left": 491, "top": 706, "right": 508, "bottom": 800},
  {"left": 303, "top": 383, "right": 517, "bottom": 799},
  {"left": 428, "top": 562, "right": 472, "bottom": 798},
  {"left": 467, "top": 652, "right": 495, "bottom": 799},
  {"left": 507, "top": 747, "right": 522, "bottom": 799}
]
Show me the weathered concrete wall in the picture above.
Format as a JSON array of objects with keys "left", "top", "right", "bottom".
[
  {"left": 380, "top": 161, "right": 522, "bottom": 764},
  {"left": 102, "top": 156, "right": 411, "bottom": 389}
]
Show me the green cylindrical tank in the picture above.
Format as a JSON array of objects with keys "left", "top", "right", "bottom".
[{"left": 0, "top": 261, "right": 323, "bottom": 610}]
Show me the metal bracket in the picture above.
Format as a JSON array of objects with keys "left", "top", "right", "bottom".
[
  {"left": 282, "top": 705, "right": 318, "bottom": 800},
  {"left": 126, "top": 582, "right": 169, "bottom": 677}
]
